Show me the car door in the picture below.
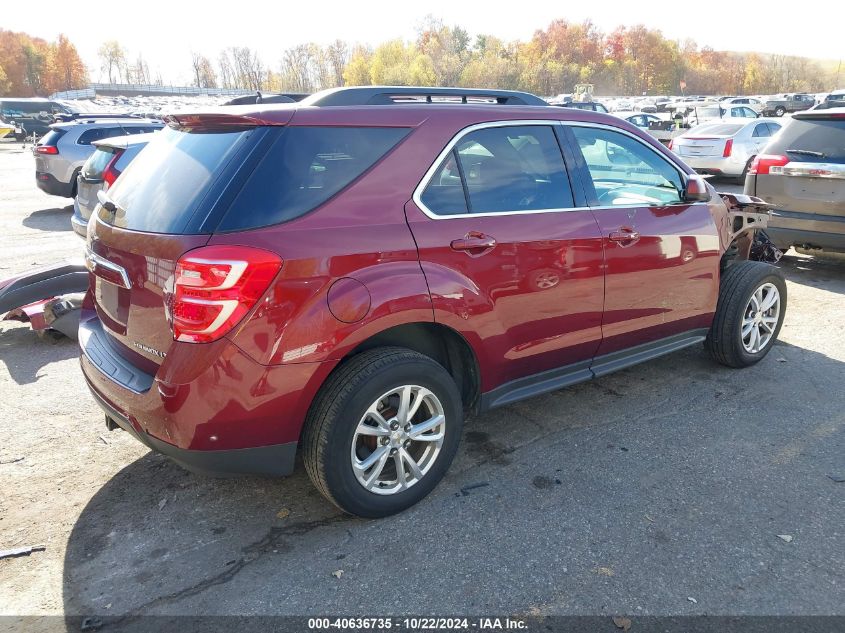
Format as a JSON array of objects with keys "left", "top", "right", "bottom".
[
  {"left": 562, "top": 123, "right": 721, "bottom": 365},
  {"left": 405, "top": 122, "right": 605, "bottom": 392}
]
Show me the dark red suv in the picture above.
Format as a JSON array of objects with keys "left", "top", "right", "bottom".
[{"left": 80, "top": 87, "right": 787, "bottom": 517}]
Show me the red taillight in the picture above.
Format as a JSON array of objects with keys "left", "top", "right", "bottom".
[
  {"left": 723, "top": 139, "right": 733, "bottom": 157},
  {"left": 35, "top": 145, "right": 58, "bottom": 155},
  {"left": 748, "top": 154, "right": 790, "bottom": 175},
  {"left": 170, "top": 245, "right": 282, "bottom": 343},
  {"left": 102, "top": 151, "right": 124, "bottom": 188},
  {"left": 667, "top": 139, "right": 674, "bottom": 150}
]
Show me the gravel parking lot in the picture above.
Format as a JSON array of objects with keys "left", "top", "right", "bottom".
[{"left": 0, "top": 141, "right": 843, "bottom": 621}]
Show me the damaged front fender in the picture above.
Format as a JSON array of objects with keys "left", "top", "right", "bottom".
[{"left": 718, "top": 192, "right": 783, "bottom": 264}]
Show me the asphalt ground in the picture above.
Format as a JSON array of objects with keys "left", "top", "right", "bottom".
[{"left": 0, "top": 141, "right": 842, "bottom": 625}]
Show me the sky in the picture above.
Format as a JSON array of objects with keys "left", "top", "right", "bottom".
[{"left": 5, "top": 0, "right": 842, "bottom": 85}]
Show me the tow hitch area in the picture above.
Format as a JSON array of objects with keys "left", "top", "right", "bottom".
[
  {"left": 0, "top": 260, "right": 88, "bottom": 339},
  {"left": 719, "top": 192, "right": 783, "bottom": 263}
]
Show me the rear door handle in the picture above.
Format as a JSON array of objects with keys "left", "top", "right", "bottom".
[
  {"left": 450, "top": 232, "right": 497, "bottom": 255},
  {"left": 608, "top": 228, "right": 640, "bottom": 243}
]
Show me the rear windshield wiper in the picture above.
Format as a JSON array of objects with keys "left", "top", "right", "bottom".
[{"left": 786, "top": 148, "right": 826, "bottom": 158}]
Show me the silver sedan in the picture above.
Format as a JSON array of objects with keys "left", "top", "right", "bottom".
[{"left": 669, "top": 119, "right": 782, "bottom": 181}]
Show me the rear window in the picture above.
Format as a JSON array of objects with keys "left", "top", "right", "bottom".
[
  {"left": 692, "top": 123, "right": 744, "bottom": 136},
  {"left": 101, "top": 126, "right": 252, "bottom": 233},
  {"left": 82, "top": 147, "right": 117, "bottom": 180},
  {"left": 217, "top": 126, "right": 409, "bottom": 231},
  {"left": 767, "top": 117, "right": 845, "bottom": 163},
  {"left": 38, "top": 129, "right": 65, "bottom": 147}
]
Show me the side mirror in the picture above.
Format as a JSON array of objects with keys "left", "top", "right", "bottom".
[{"left": 683, "top": 175, "right": 710, "bottom": 202}]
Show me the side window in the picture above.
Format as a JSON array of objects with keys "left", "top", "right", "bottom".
[
  {"left": 765, "top": 122, "right": 782, "bottom": 136},
  {"left": 420, "top": 150, "right": 469, "bottom": 216},
  {"left": 457, "top": 125, "right": 573, "bottom": 213},
  {"left": 78, "top": 127, "right": 123, "bottom": 145},
  {"left": 571, "top": 126, "right": 683, "bottom": 207},
  {"left": 123, "top": 126, "right": 158, "bottom": 135},
  {"left": 744, "top": 108, "right": 757, "bottom": 118},
  {"left": 752, "top": 124, "right": 769, "bottom": 138},
  {"left": 595, "top": 104, "right": 608, "bottom": 113}
]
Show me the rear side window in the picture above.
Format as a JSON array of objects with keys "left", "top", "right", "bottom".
[
  {"left": 102, "top": 126, "right": 251, "bottom": 233},
  {"left": 123, "top": 125, "right": 160, "bottom": 135},
  {"left": 82, "top": 147, "right": 116, "bottom": 180},
  {"left": 78, "top": 127, "right": 125, "bottom": 145},
  {"left": 767, "top": 118, "right": 845, "bottom": 163},
  {"left": 421, "top": 125, "right": 574, "bottom": 215},
  {"left": 218, "top": 127, "right": 408, "bottom": 231}
]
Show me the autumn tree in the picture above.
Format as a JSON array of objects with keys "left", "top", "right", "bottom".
[
  {"left": 191, "top": 53, "right": 217, "bottom": 88},
  {"left": 98, "top": 40, "right": 127, "bottom": 83},
  {"left": 48, "top": 35, "right": 88, "bottom": 92}
]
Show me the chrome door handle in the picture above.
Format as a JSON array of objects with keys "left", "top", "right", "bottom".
[
  {"left": 608, "top": 229, "right": 640, "bottom": 243},
  {"left": 450, "top": 232, "right": 497, "bottom": 255}
]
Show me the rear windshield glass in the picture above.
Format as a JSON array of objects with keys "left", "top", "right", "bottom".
[
  {"left": 769, "top": 117, "right": 845, "bottom": 162},
  {"left": 692, "top": 123, "right": 744, "bottom": 136},
  {"left": 82, "top": 147, "right": 116, "bottom": 180},
  {"left": 101, "top": 126, "right": 251, "bottom": 233},
  {"left": 218, "top": 126, "right": 409, "bottom": 231}
]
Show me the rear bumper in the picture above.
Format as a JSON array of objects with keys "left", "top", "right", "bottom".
[
  {"left": 79, "top": 312, "right": 334, "bottom": 476},
  {"left": 89, "top": 384, "right": 297, "bottom": 476},
  {"left": 765, "top": 227, "right": 845, "bottom": 253},
  {"left": 680, "top": 155, "right": 746, "bottom": 177},
  {"left": 36, "top": 171, "right": 74, "bottom": 197},
  {"left": 767, "top": 209, "right": 845, "bottom": 252}
]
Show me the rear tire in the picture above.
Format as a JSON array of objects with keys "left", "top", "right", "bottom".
[
  {"left": 706, "top": 261, "right": 786, "bottom": 368},
  {"left": 775, "top": 107, "right": 786, "bottom": 117},
  {"left": 303, "top": 347, "right": 463, "bottom": 518}
]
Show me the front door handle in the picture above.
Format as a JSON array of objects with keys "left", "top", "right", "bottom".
[
  {"left": 450, "top": 232, "right": 497, "bottom": 256},
  {"left": 608, "top": 228, "right": 640, "bottom": 243}
]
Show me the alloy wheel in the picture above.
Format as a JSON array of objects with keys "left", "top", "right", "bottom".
[{"left": 350, "top": 385, "right": 446, "bottom": 495}]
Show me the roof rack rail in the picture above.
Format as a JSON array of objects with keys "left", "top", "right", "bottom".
[
  {"left": 53, "top": 112, "right": 147, "bottom": 123},
  {"left": 223, "top": 92, "right": 310, "bottom": 106},
  {"left": 303, "top": 86, "right": 548, "bottom": 107}
]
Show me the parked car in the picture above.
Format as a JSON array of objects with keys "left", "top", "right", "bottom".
[
  {"left": 762, "top": 93, "right": 815, "bottom": 117},
  {"left": 72, "top": 134, "right": 157, "bottom": 238},
  {"left": 33, "top": 116, "right": 162, "bottom": 197},
  {"left": 670, "top": 119, "right": 782, "bottom": 181},
  {"left": 813, "top": 90, "right": 845, "bottom": 110},
  {"left": 618, "top": 112, "right": 663, "bottom": 129},
  {"left": 720, "top": 97, "right": 765, "bottom": 114},
  {"left": 688, "top": 105, "right": 759, "bottom": 127},
  {"left": 556, "top": 101, "right": 609, "bottom": 113},
  {"left": 80, "top": 86, "right": 786, "bottom": 518},
  {"left": 0, "top": 98, "right": 75, "bottom": 139},
  {"left": 744, "top": 108, "right": 845, "bottom": 253}
]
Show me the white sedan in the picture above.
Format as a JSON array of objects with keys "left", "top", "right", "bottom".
[{"left": 669, "top": 119, "right": 782, "bottom": 181}]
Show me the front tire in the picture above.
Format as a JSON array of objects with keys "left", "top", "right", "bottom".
[
  {"left": 303, "top": 347, "right": 463, "bottom": 518},
  {"left": 706, "top": 261, "right": 787, "bottom": 368}
]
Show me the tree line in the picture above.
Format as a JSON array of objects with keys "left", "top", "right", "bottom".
[
  {"left": 1, "top": 19, "right": 839, "bottom": 99},
  {"left": 0, "top": 30, "right": 88, "bottom": 96},
  {"left": 184, "top": 17, "right": 841, "bottom": 96}
]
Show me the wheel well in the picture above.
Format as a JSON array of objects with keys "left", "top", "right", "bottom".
[{"left": 344, "top": 323, "right": 480, "bottom": 412}]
